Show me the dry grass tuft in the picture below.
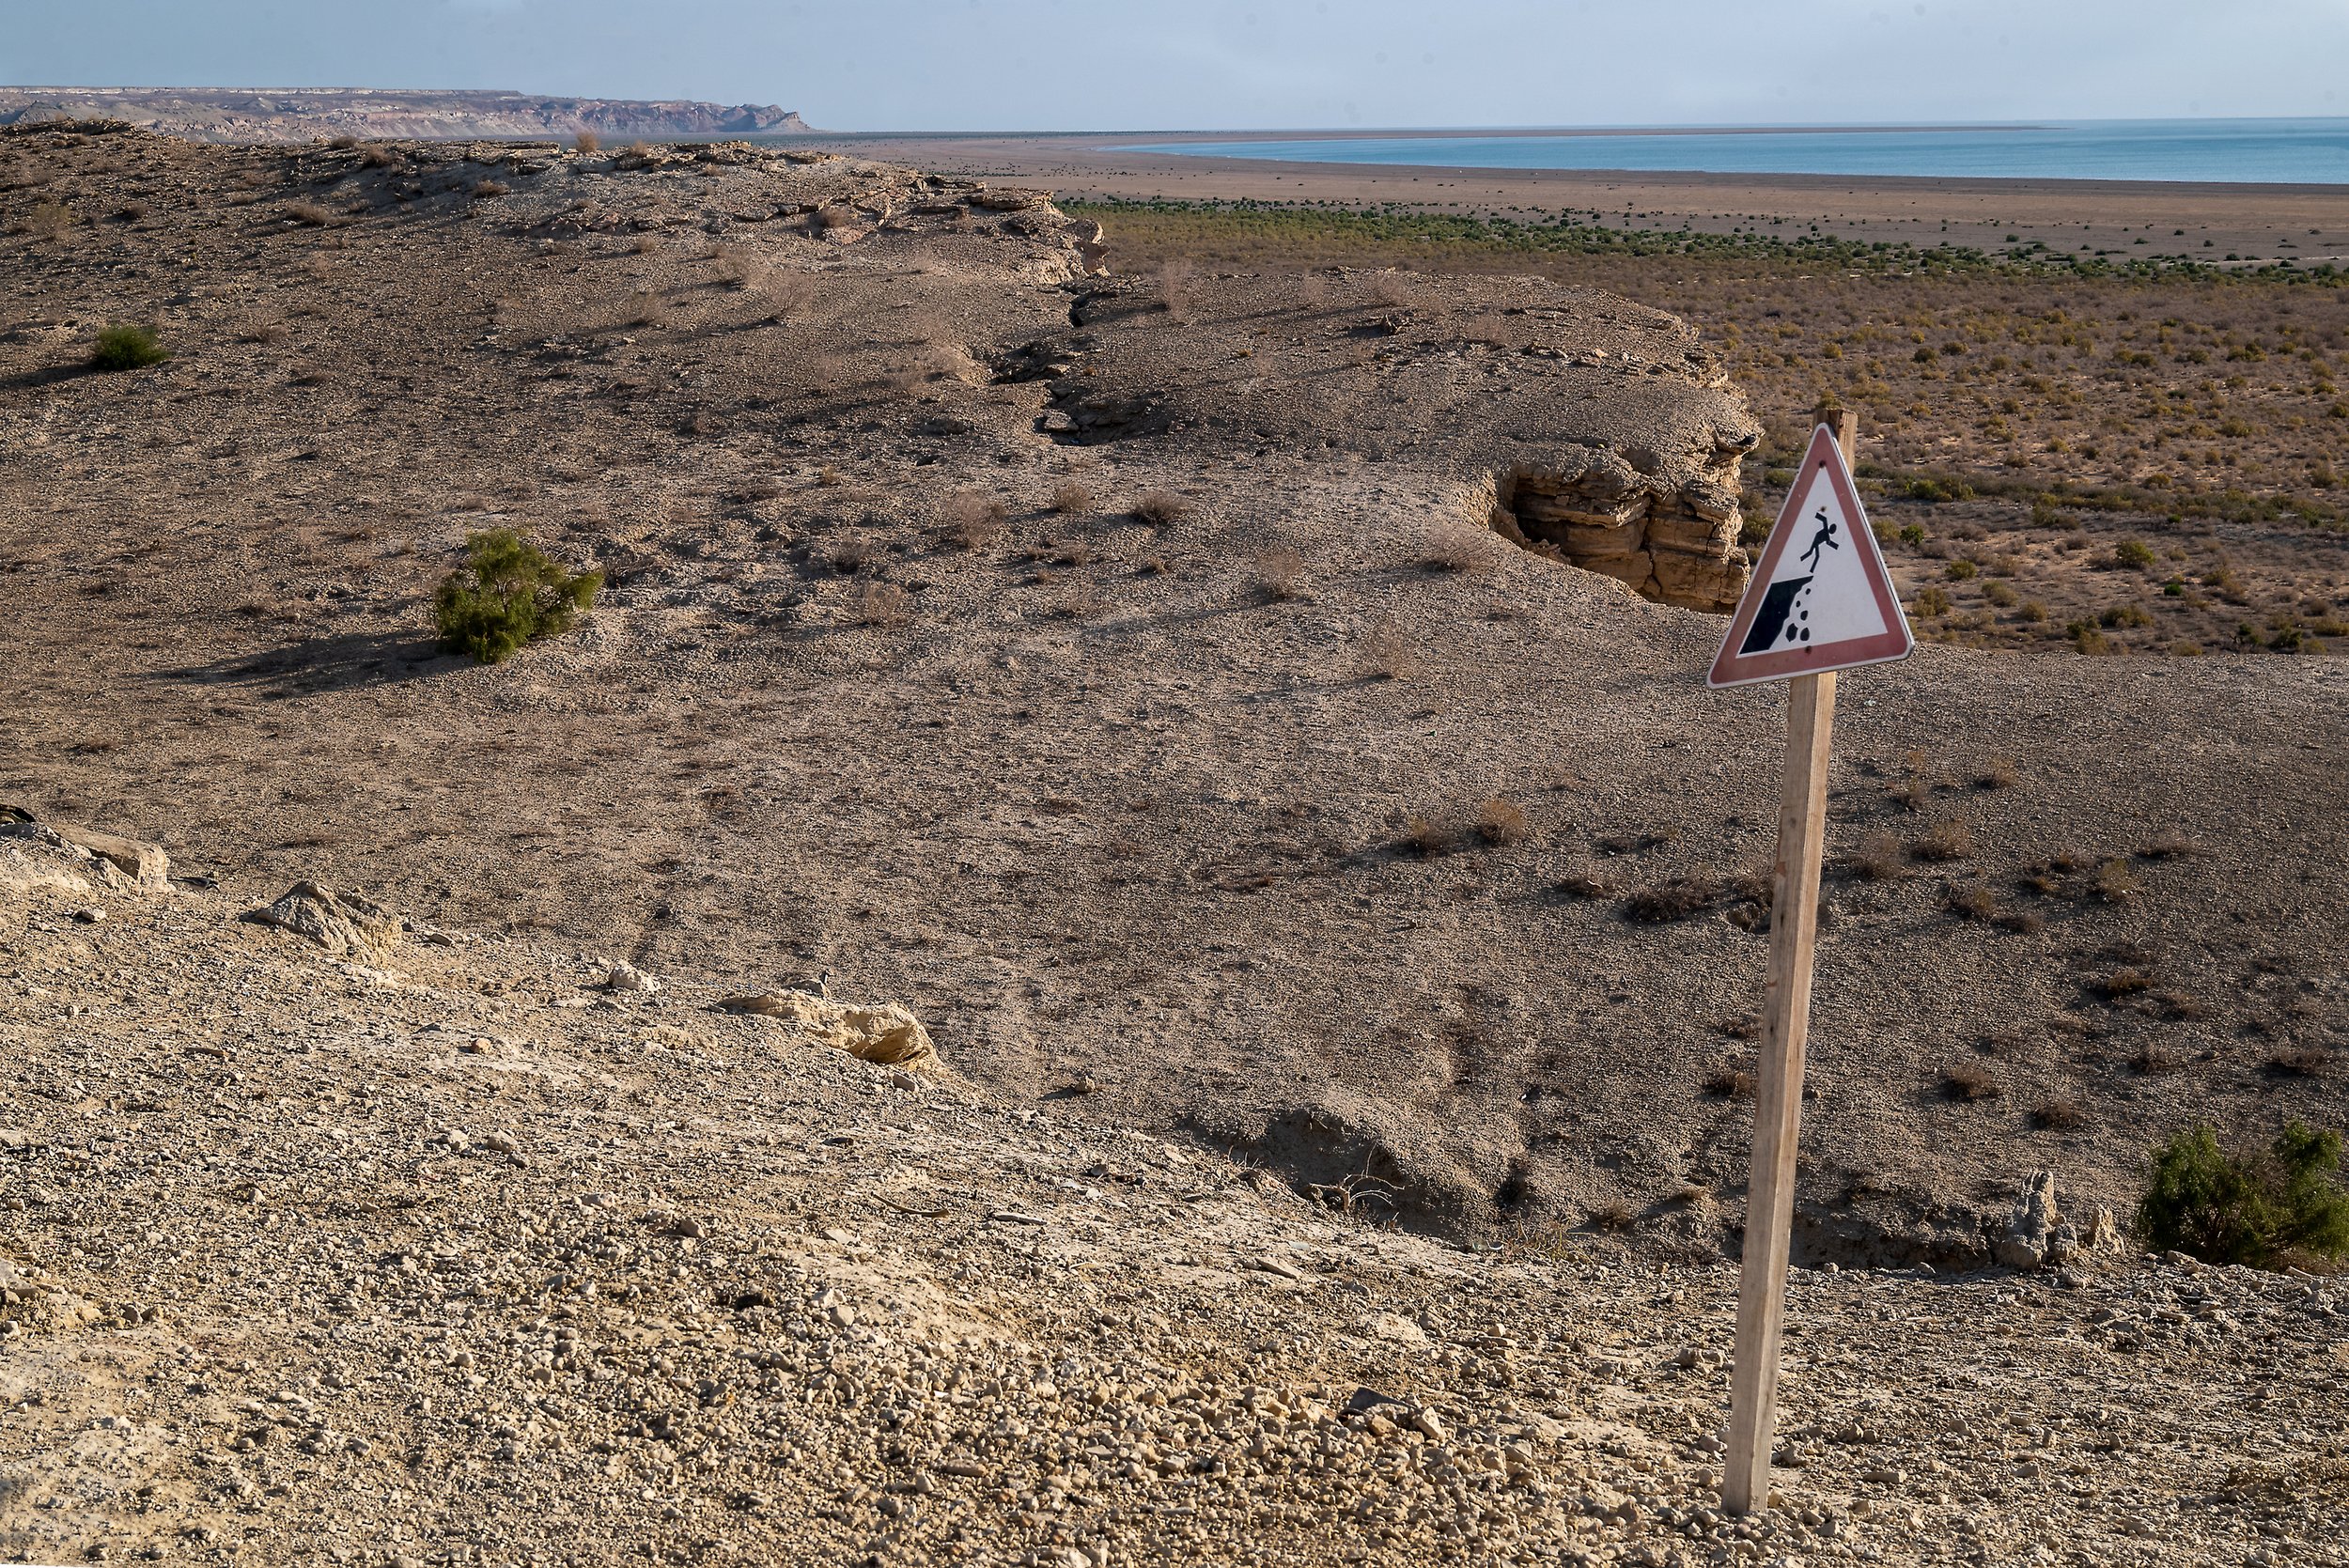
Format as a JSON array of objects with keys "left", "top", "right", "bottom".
[
  {"left": 1474, "top": 798, "right": 1532, "bottom": 846},
  {"left": 1131, "top": 490, "right": 1191, "bottom": 527},
  {"left": 1704, "top": 1065, "right": 1756, "bottom": 1100},
  {"left": 573, "top": 129, "right": 601, "bottom": 155},
  {"left": 2029, "top": 1098, "right": 2084, "bottom": 1131},
  {"left": 2093, "top": 858, "right": 2142, "bottom": 903},
  {"left": 2138, "top": 828, "right": 2202, "bottom": 860},
  {"left": 854, "top": 581, "right": 913, "bottom": 629},
  {"left": 941, "top": 490, "right": 1009, "bottom": 551},
  {"left": 1910, "top": 818, "right": 1975, "bottom": 862},
  {"left": 622, "top": 290, "right": 667, "bottom": 329},
  {"left": 1941, "top": 882, "right": 1999, "bottom": 922},
  {"left": 1940, "top": 1062, "right": 2002, "bottom": 1101},
  {"left": 285, "top": 201, "right": 333, "bottom": 227},
  {"left": 1423, "top": 529, "right": 1489, "bottom": 574},
  {"left": 1157, "top": 257, "right": 1197, "bottom": 320},
  {"left": 1402, "top": 815, "right": 1455, "bottom": 858},
  {"left": 1849, "top": 831, "right": 1906, "bottom": 880},
  {"left": 630, "top": 232, "right": 661, "bottom": 256},
  {"left": 1050, "top": 481, "right": 1096, "bottom": 515},
  {"left": 1589, "top": 1201, "right": 1637, "bottom": 1234},
  {"left": 1977, "top": 754, "right": 2020, "bottom": 790},
  {"left": 2263, "top": 1048, "right": 2330, "bottom": 1079},
  {"left": 1359, "top": 619, "right": 1416, "bottom": 681},
  {"left": 1253, "top": 545, "right": 1306, "bottom": 601},
  {"left": 767, "top": 271, "right": 817, "bottom": 318}
]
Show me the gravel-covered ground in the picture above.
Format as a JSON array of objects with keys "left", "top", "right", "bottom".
[{"left": 3, "top": 862, "right": 2346, "bottom": 1567}]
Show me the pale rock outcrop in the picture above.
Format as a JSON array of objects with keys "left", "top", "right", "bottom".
[
  {"left": 0, "top": 812, "right": 171, "bottom": 894},
  {"left": 241, "top": 882, "right": 402, "bottom": 958},
  {"left": 719, "top": 989, "right": 941, "bottom": 1074}
]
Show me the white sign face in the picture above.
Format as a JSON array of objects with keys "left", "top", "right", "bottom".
[{"left": 1709, "top": 424, "right": 1915, "bottom": 688}]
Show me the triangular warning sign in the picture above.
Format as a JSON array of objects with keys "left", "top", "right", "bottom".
[{"left": 1708, "top": 424, "right": 1914, "bottom": 689}]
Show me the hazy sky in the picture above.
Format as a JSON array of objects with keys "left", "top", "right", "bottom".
[{"left": 7, "top": 0, "right": 2345, "bottom": 132}]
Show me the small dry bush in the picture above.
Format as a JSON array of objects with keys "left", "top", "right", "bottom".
[
  {"left": 623, "top": 290, "right": 666, "bottom": 329},
  {"left": 1704, "top": 1065, "right": 1756, "bottom": 1100},
  {"left": 1622, "top": 877, "right": 1735, "bottom": 924},
  {"left": 1131, "top": 490, "right": 1191, "bottom": 527},
  {"left": 573, "top": 129, "right": 601, "bottom": 155},
  {"left": 472, "top": 179, "right": 509, "bottom": 199},
  {"left": 815, "top": 206, "right": 857, "bottom": 232},
  {"left": 2139, "top": 828, "right": 2201, "bottom": 860},
  {"left": 1941, "top": 1062, "right": 2001, "bottom": 1102},
  {"left": 1050, "top": 481, "right": 1096, "bottom": 515},
  {"left": 26, "top": 202, "right": 71, "bottom": 239},
  {"left": 855, "top": 581, "right": 913, "bottom": 629},
  {"left": 1849, "top": 831, "right": 1905, "bottom": 879},
  {"left": 1055, "top": 582, "right": 1103, "bottom": 621},
  {"left": 768, "top": 271, "right": 817, "bottom": 318},
  {"left": 286, "top": 201, "right": 333, "bottom": 226},
  {"left": 2030, "top": 1098, "right": 2084, "bottom": 1131},
  {"left": 1589, "top": 1201, "right": 1637, "bottom": 1234},
  {"left": 941, "top": 490, "right": 1008, "bottom": 551},
  {"left": 358, "top": 143, "right": 397, "bottom": 168},
  {"left": 1359, "top": 619, "right": 1416, "bottom": 680},
  {"left": 1368, "top": 270, "right": 1414, "bottom": 308},
  {"left": 2264, "top": 1048, "right": 2330, "bottom": 1079},
  {"left": 1423, "top": 530, "right": 1487, "bottom": 574},
  {"left": 709, "top": 245, "right": 767, "bottom": 291},
  {"left": 1941, "top": 882, "right": 1999, "bottom": 922},
  {"left": 1157, "top": 257, "right": 1197, "bottom": 319},
  {"left": 630, "top": 232, "right": 661, "bottom": 256},
  {"left": 1402, "top": 815, "right": 1455, "bottom": 857},
  {"left": 1977, "top": 754, "right": 2020, "bottom": 790},
  {"left": 2093, "top": 858, "right": 2142, "bottom": 903},
  {"left": 1911, "top": 818, "right": 1975, "bottom": 862},
  {"left": 1254, "top": 545, "right": 1306, "bottom": 601},
  {"left": 1474, "top": 798, "right": 1532, "bottom": 846}
]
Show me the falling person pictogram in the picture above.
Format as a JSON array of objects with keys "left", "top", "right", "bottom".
[{"left": 1798, "top": 506, "right": 1840, "bottom": 571}]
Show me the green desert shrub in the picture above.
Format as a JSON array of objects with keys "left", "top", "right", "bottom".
[
  {"left": 432, "top": 529, "right": 603, "bottom": 664},
  {"left": 2136, "top": 1122, "right": 2349, "bottom": 1269},
  {"left": 90, "top": 323, "right": 169, "bottom": 372}
]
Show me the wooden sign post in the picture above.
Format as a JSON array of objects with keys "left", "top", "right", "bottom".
[{"left": 1712, "top": 406, "right": 1908, "bottom": 1517}]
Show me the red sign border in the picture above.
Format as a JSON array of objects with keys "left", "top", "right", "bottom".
[{"left": 1708, "top": 424, "right": 1915, "bottom": 688}]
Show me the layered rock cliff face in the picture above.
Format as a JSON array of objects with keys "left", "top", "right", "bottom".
[
  {"left": 1492, "top": 446, "right": 1751, "bottom": 613},
  {"left": 0, "top": 88, "right": 812, "bottom": 142}
]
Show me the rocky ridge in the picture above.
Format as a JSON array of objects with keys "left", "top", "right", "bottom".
[{"left": 0, "top": 89, "right": 813, "bottom": 143}]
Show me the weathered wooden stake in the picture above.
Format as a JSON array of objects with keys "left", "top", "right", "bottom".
[{"left": 1721, "top": 404, "right": 1852, "bottom": 1516}]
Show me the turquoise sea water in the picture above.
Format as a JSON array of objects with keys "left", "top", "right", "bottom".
[{"left": 1119, "top": 120, "right": 2349, "bottom": 186}]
